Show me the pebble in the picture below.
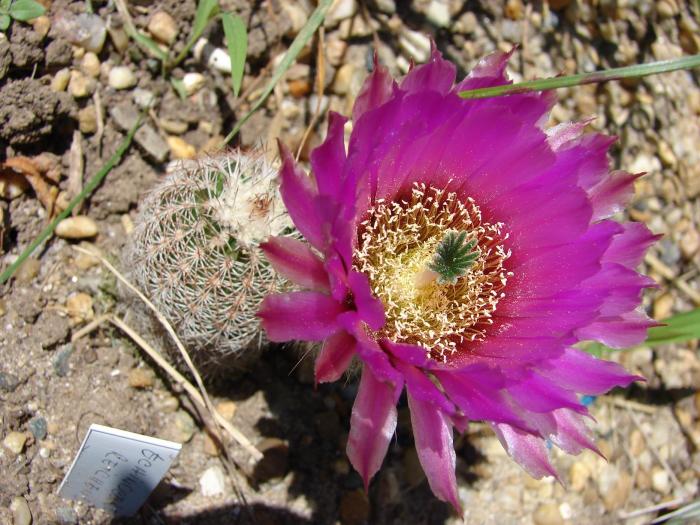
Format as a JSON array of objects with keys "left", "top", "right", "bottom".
[
  {"left": 680, "top": 229, "right": 699, "bottom": 259},
  {"left": 66, "top": 292, "right": 94, "bottom": 322},
  {"left": 51, "top": 68, "right": 71, "bottom": 92},
  {"left": 121, "top": 214, "right": 134, "bottom": 235},
  {"left": 163, "top": 410, "right": 196, "bottom": 443},
  {"left": 325, "top": 38, "right": 347, "bottom": 66},
  {"left": 160, "top": 119, "right": 188, "bottom": 135},
  {"left": 15, "top": 257, "right": 40, "bottom": 284},
  {"left": 398, "top": 28, "right": 430, "bottom": 63},
  {"left": 599, "top": 469, "right": 632, "bottom": 512},
  {"left": 80, "top": 52, "right": 100, "bottom": 78},
  {"left": 216, "top": 401, "right": 237, "bottom": 421},
  {"left": 3, "top": 431, "right": 27, "bottom": 455},
  {"left": 109, "top": 66, "right": 137, "bottom": 90},
  {"left": 651, "top": 467, "right": 672, "bottom": 494},
  {"left": 110, "top": 102, "right": 169, "bottom": 162},
  {"left": 288, "top": 78, "right": 311, "bottom": 98},
  {"left": 53, "top": 344, "right": 74, "bottom": 376},
  {"left": 74, "top": 13, "right": 107, "bottom": 53},
  {"left": 532, "top": 502, "right": 564, "bottom": 525},
  {"left": 55, "top": 216, "right": 98, "bottom": 239},
  {"left": 425, "top": 0, "right": 450, "bottom": 27},
  {"left": 569, "top": 461, "right": 590, "bottom": 491},
  {"left": 128, "top": 368, "right": 155, "bottom": 389},
  {"left": 78, "top": 106, "right": 97, "bottom": 134},
  {"left": 326, "top": 0, "right": 357, "bottom": 27},
  {"left": 629, "top": 429, "right": 646, "bottom": 456},
  {"left": 183, "top": 72, "right": 206, "bottom": 95},
  {"left": 10, "top": 496, "right": 32, "bottom": 525},
  {"left": 280, "top": 2, "right": 307, "bottom": 35},
  {"left": 199, "top": 465, "right": 226, "bottom": 497},
  {"left": 203, "top": 432, "right": 220, "bottom": 456},
  {"left": 31, "top": 15, "right": 51, "bottom": 39},
  {"left": 254, "top": 437, "right": 289, "bottom": 481},
  {"left": 108, "top": 24, "right": 129, "bottom": 53},
  {"left": 29, "top": 416, "right": 47, "bottom": 440},
  {"left": 0, "top": 372, "right": 20, "bottom": 393},
  {"left": 133, "top": 88, "right": 156, "bottom": 109},
  {"left": 148, "top": 11, "right": 177, "bottom": 45},
  {"left": 167, "top": 136, "right": 197, "bottom": 160},
  {"left": 69, "top": 70, "right": 96, "bottom": 98},
  {"left": 339, "top": 489, "right": 370, "bottom": 525},
  {"left": 504, "top": 0, "right": 525, "bottom": 20}
]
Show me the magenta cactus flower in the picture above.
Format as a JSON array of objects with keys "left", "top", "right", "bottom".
[{"left": 258, "top": 46, "right": 657, "bottom": 511}]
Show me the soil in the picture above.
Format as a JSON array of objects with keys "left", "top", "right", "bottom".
[{"left": 1, "top": 1, "right": 699, "bottom": 524}]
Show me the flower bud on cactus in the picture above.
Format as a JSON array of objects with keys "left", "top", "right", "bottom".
[{"left": 126, "top": 151, "right": 291, "bottom": 367}]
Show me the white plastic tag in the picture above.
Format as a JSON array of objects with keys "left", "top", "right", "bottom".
[{"left": 58, "top": 424, "right": 182, "bottom": 517}]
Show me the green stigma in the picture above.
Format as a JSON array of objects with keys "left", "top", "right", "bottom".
[{"left": 428, "top": 230, "right": 480, "bottom": 285}]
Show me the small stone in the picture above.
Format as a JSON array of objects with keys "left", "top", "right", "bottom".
[
  {"left": 10, "top": 496, "right": 32, "bottom": 525},
  {"left": 680, "top": 229, "right": 700, "bottom": 259},
  {"left": 31, "top": 15, "right": 51, "bottom": 38},
  {"left": 203, "top": 432, "right": 220, "bottom": 456},
  {"left": 281, "top": 2, "right": 307, "bottom": 34},
  {"left": 629, "top": 429, "right": 646, "bottom": 456},
  {"left": 326, "top": 0, "right": 357, "bottom": 27},
  {"left": 133, "top": 88, "right": 156, "bottom": 109},
  {"left": 80, "top": 52, "right": 100, "bottom": 78},
  {"left": 288, "top": 78, "right": 311, "bottom": 98},
  {"left": 533, "top": 502, "right": 564, "bottom": 525},
  {"left": 636, "top": 468, "right": 652, "bottom": 490},
  {"left": 167, "top": 136, "right": 197, "bottom": 160},
  {"left": 0, "top": 371, "right": 20, "bottom": 393},
  {"left": 160, "top": 119, "right": 188, "bottom": 135},
  {"left": 108, "top": 25, "right": 129, "bottom": 53},
  {"left": 600, "top": 470, "right": 632, "bottom": 512},
  {"left": 216, "top": 401, "right": 237, "bottom": 421},
  {"left": 425, "top": 0, "right": 450, "bottom": 27},
  {"left": 69, "top": 70, "right": 96, "bottom": 98},
  {"left": 15, "top": 257, "right": 40, "bottom": 284},
  {"left": 73, "top": 250, "right": 99, "bottom": 270},
  {"left": 78, "top": 106, "right": 97, "bottom": 134},
  {"left": 569, "top": 461, "right": 590, "bottom": 491},
  {"left": 651, "top": 467, "right": 671, "bottom": 494},
  {"left": 3, "top": 431, "right": 27, "bottom": 455},
  {"left": 339, "top": 488, "right": 370, "bottom": 525},
  {"left": 455, "top": 11, "right": 478, "bottom": 34},
  {"left": 199, "top": 465, "right": 226, "bottom": 497},
  {"left": 28, "top": 417, "right": 47, "bottom": 441},
  {"left": 121, "top": 214, "right": 134, "bottom": 235},
  {"left": 183, "top": 72, "right": 206, "bottom": 95},
  {"left": 505, "top": 0, "right": 525, "bottom": 20},
  {"left": 148, "top": 11, "right": 178, "bottom": 45},
  {"left": 253, "top": 438, "right": 289, "bottom": 481},
  {"left": 53, "top": 344, "right": 74, "bottom": 376},
  {"left": 332, "top": 63, "right": 356, "bottom": 95},
  {"left": 109, "top": 66, "right": 137, "bottom": 90},
  {"left": 56, "top": 216, "right": 98, "bottom": 239},
  {"left": 55, "top": 506, "right": 78, "bottom": 525},
  {"left": 325, "top": 38, "right": 347, "bottom": 66},
  {"left": 51, "top": 68, "right": 71, "bottom": 92},
  {"left": 163, "top": 410, "right": 196, "bottom": 443},
  {"left": 653, "top": 293, "right": 674, "bottom": 320},
  {"left": 128, "top": 368, "right": 155, "bottom": 389}
]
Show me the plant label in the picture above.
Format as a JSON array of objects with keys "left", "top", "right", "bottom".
[{"left": 58, "top": 423, "right": 182, "bottom": 517}]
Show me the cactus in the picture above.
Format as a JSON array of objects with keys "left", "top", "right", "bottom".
[{"left": 126, "top": 151, "right": 291, "bottom": 367}]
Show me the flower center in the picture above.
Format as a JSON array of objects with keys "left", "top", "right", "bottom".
[{"left": 353, "top": 183, "right": 512, "bottom": 362}]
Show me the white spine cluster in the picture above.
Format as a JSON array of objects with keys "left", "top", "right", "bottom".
[{"left": 127, "top": 151, "right": 291, "bottom": 365}]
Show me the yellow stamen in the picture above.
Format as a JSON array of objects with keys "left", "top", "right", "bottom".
[{"left": 353, "top": 183, "right": 512, "bottom": 362}]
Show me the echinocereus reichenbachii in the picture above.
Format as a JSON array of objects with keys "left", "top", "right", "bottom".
[{"left": 258, "top": 46, "right": 657, "bottom": 511}]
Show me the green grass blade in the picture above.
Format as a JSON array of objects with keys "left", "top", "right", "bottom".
[
  {"left": 126, "top": 26, "right": 169, "bottom": 61},
  {"left": 459, "top": 54, "right": 700, "bottom": 100},
  {"left": 171, "top": 0, "right": 219, "bottom": 68},
  {"left": 0, "top": 117, "right": 142, "bottom": 285},
  {"left": 645, "top": 308, "right": 700, "bottom": 346},
  {"left": 221, "top": 12, "right": 247, "bottom": 98},
  {"left": 8, "top": 0, "right": 45, "bottom": 21},
  {"left": 220, "top": 0, "right": 333, "bottom": 146}
]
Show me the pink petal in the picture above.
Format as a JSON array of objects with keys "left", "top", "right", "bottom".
[
  {"left": 492, "top": 423, "right": 559, "bottom": 480},
  {"left": 537, "top": 348, "right": 641, "bottom": 395},
  {"left": 352, "top": 53, "right": 396, "bottom": 124},
  {"left": 603, "top": 222, "right": 660, "bottom": 269},
  {"left": 260, "top": 236, "right": 329, "bottom": 291},
  {"left": 278, "top": 141, "right": 325, "bottom": 250},
  {"left": 550, "top": 409, "right": 601, "bottom": 456},
  {"left": 310, "top": 111, "right": 348, "bottom": 199},
  {"left": 315, "top": 330, "right": 356, "bottom": 383},
  {"left": 506, "top": 372, "right": 586, "bottom": 414},
  {"left": 347, "top": 270, "right": 385, "bottom": 330},
  {"left": 400, "top": 41, "right": 456, "bottom": 95},
  {"left": 347, "top": 366, "right": 401, "bottom": 490},
  {"left": 407, "top": 391, "right": 461, "bottom": 512},
  {"left": 395, "top": 361, "right": 455, "bottom": 415},
  {"left": 588, "top": 170, "right": 640, "bottom": 220},
  {"left": 454, "top": 50, "right": 513, "bottom": 92},
  {"left": 576, "top": 310, "right": 657, "bottom": 349},
  {"left": 257, "top": 291, "right": 343, "bottom": 342},
  {"left": 383, "top": 340, "right": 433, "bottom": 368}
]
